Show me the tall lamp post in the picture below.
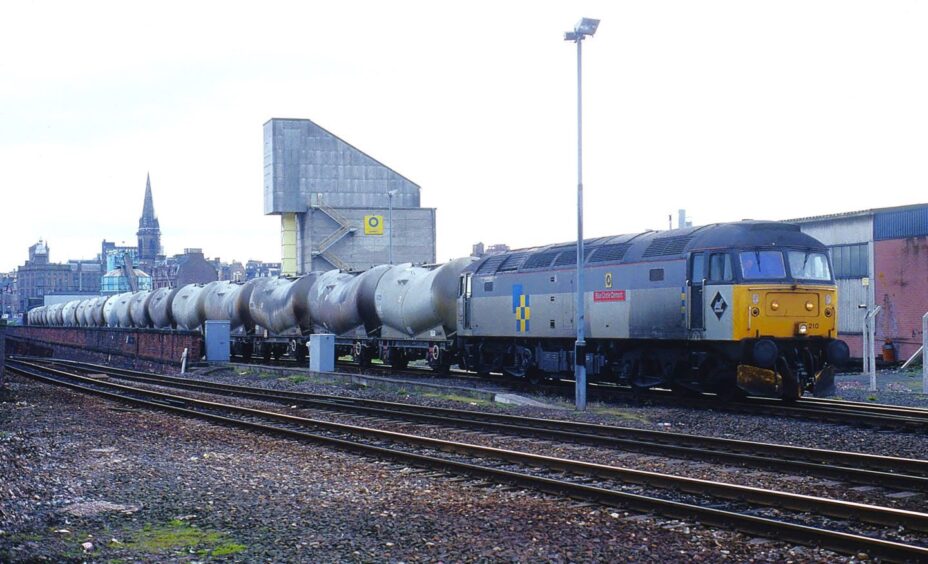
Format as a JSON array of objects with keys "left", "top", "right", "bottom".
[
  {"left": 387, "top": 189, "right": 398, "bottom": 264},
  {"left": 564, "top": 17, "right": 600, "bottom": 411}
]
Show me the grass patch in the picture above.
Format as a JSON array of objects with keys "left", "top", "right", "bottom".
[
  {"left": 867, "top": 395, "right": 877, "bottom": 402},
  {"left": 590, "top": 406, "right": 651, "bottom": 424},
  {"left": 208, "top": 542, "right": 247, "bottom": 557},
  {"left": 423, "top": 392, "right": 494, "bottom": 407},
  {"left": 127, "top": 519, "right": 244, "bottom": 558},
  {"left": 284, "top": 375, "right": 310, "bottom": 384}
]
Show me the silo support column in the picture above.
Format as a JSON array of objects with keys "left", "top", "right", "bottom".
[{"left": 281, "top": 213, "right": 298, "bottom": 277}]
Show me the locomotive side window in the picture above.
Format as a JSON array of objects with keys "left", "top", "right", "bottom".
[
  {"left": 649, "top": 268, "right": 664, "bottom": 281},
  {"left": 739, "top": 251, "right": 786, "bottom": 280},
  {"left": 708, "top": 253, "right": 733, "bottom": 282}
]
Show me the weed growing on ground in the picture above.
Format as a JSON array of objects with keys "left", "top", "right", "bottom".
[
  {"left": 423, "top": 392, "right": 494, "bottom": 407},
  {"left": 590, "top": 406, "right": 651, "bottom": 424},
  {"left": 127, "top": 519, "right": 245, "bottom": 558}
]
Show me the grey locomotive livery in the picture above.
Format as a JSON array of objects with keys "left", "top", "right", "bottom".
[{"left": 28, "top": 221, "right": 848, "bottom": 399}]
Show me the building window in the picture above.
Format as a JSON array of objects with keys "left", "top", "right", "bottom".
[{"left": 830, "top": 243, "right": 868, "bottom": 279}]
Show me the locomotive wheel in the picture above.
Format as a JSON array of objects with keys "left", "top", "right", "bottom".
[{"left": 261, "top": 347, "right": 271, "bottom": 363}]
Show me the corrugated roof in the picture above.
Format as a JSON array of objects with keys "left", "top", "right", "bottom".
[{"left": 786, "top": 203, "right": 928, "bottom": 224}]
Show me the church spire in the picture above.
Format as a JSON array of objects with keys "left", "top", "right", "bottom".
[
  {"left": 141, "top": 172, "right": 157, "bottom": 225},
  {"left": 137, "top": 172, "right": 162, "bottom": 260}
]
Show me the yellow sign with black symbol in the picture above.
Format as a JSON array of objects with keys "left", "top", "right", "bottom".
[
  {"left": 605, "top": 272, "right": 613, "bottom": 289},
  {"left": 364, "top": 215, "right": 384, "bottom": 235}
]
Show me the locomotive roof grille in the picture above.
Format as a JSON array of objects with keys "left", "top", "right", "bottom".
[
  {"left": 553, "top": 248, "right": 594, "bottom": 267},
  {"left": 642, "top": 235, "right": 694, "bottom": 257},
  {"left": 589, "top": 243, "right": 631, "bottom": 263},
  {"left": 475, "top": 254, "right": 507, "bottom": 274},
  {"left": 498, "top": 251, "right": 530, "bottom": 272},
  {"left": 522, "top": 251, "right": 559, "bottom": 269}
]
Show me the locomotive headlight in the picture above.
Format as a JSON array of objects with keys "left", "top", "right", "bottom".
[
  {"left": 825, "top": 294, "right": 833, "bottom": 306},
  {"left": 751, "top": 307, "right": 760, "bottom": 317},
  {"left": 797, "top": 323, "right": 808, "bottom": 335},
  {"left": 752, "top": 293, "right": 760, "bottom": 305},
  {"left": 770, "top": 301, "right": 780, "bottom": 311},
  {"left": 805, "top": 301, "right": 814, "bottom": 311},
  {"left": 825, "top": 307, "right": 834, "bottom": 317}
]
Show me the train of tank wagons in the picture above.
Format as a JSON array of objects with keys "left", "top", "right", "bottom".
[{"left": 27, "top": 220, "right": 850, "bottom": 400}]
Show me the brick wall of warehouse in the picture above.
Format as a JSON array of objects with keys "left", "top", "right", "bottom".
[{"left": 874, "top": 237, "right": 928, "bottom": 360}]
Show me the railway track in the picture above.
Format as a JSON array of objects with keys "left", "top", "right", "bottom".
[
  {"left": 233, "top": 355, "right": 928, "bottom": 432},
  {"left": 8, "top": 358, "right": 928, "bottom": 561},
  {"left": 35, "top": 357, "right": 928, "bottom": 493}
]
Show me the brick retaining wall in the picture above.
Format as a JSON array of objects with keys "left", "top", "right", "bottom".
[{"left": 4, "top": 326, "right": 203, "bottom": 369}]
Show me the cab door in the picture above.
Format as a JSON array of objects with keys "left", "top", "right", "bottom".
[
  {"left": 688, "top": 253, "right": 706, "bottom": 330},
  {"left": 460, "top": 273, "right": 473, "bottom": 330}
]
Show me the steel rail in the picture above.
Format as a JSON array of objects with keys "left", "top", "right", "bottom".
[
  {"left": 9, "top": 361, "right": 928, "bottom": 562},
  {"left": 9, "top": 360, "right": 928, "bottom": 534},
  {"left": 35, "top": 358, "right": 928, "bottom": 490}
]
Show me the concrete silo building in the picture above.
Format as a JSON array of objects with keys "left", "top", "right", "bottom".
[{"left": 263, "top": 118, "right": 437, "bottom": 275}]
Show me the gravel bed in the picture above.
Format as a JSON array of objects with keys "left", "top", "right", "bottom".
[
  {"left": 88, "top": 374, "right": 928, "bottom": 520},
  {"left": 190, "top": 365, "right": 928, "bottom": 462},
  {"left": 833, "top": 370, "right": 928, "bottom": 407},
  {"left": 0, "top": 374, "right": 856, "bottom": 562}
]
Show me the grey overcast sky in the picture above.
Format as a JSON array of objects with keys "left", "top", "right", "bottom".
[{"left": 1, "top": 1, "right": 926, "bottom": 272}]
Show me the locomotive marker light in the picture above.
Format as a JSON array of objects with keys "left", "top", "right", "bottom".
[{"left": 564, "top": 17, "right": 600, "bottom": 411}]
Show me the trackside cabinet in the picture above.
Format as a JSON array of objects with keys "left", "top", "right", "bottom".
[{"left": 204, "top": 321, "right": 231, "bottom": 363}]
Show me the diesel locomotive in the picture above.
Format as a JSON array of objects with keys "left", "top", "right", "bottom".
[{"left": 28, "top": 220, "right": 848, "bottom": 399}]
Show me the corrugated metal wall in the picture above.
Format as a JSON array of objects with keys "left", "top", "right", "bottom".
[
  {"left": 794, "top": 215, "right": 873, "bottom": 339},
  {"left": 875, "top": 207, "right": 928, "bottom": 240}
]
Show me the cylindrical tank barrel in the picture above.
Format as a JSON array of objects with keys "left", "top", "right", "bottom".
[
  {"left": 61, "top": 301, "right": 79, "bottom": 327},
  {"left": 103, "top": 294, "right": 122, "bottom": 327},
  {"left": 231, "top": 278, "right": 264, "bottom": 334},
  {"left": 89, "top": 296, "right": 107, "bottom": 327},
  {"left": 309, "top": 270, "right": 362, "bottom": 334},
  {"left": 76, "top": 299, "right": 92, "bottom": 327},
  {"left": 249, "top": 278, "right": 300, "bottom": 334},
  {"left": 147, "top": 287, "right": 178, "bottom": 329},
  {"left": 129, "top": 291, "right": 153, "bottom": 328},
  {"left": 30, "top": 306, "right": 45, "bottom": 326},
  {"left": 197, "top": 281, "right": 243, "bottom": 328},
  {"left": 290, "top": 273, "right": 322, "bottom": 333},
  {"left": 171, "top": 284, "right": 205, "bottom": 331},
  {"left": 114, "top": 293, "right": 134, "bottom": 328},
  {"left": 375, "top": 257, "right": 477, "bottom": 337}
]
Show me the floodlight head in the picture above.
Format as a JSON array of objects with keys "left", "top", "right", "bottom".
[
  {"left": 574, "top": 17, "right": 600, "bottom": 37},
  {"left": 564, "top": 31, "right": 580, "bottom": 42}
]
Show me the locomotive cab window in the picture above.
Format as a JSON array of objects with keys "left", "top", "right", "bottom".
[
  {"left": 788, "top": 251, "right": 831, "bottom": 281},
  {"left": 708, "top": 253, "right": 733, "bottom": 282},
  {"left": 739, "top": 251, "right": 786, "bottom": 280},
  {"left": 649, "top": 268, "right": 664, "bottom": 282}
]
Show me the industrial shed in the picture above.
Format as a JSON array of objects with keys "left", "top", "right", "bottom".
[
  {"left": 263, "top": 118, "right": 437, "bottom": 275},
  {"left": 790, "top": 204, "right": 928, "bottom": 361}
]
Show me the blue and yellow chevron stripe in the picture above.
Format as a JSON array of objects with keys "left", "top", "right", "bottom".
[{"left": 512, "top": 284, "right": 531, "bottom": 332}]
